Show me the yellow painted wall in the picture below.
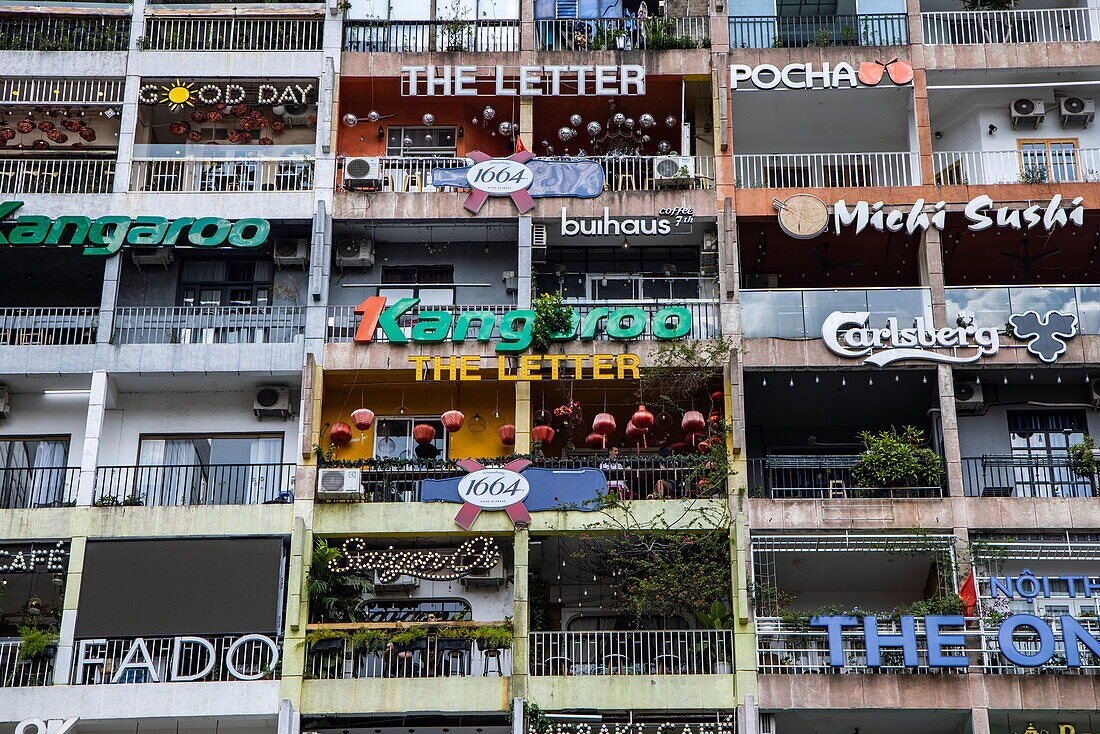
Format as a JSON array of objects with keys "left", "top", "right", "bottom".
[{"left": 320, "top": 374, "right": 517, "bottom": 461}]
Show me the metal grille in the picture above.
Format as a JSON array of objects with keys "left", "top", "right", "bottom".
[
  {"left": 0, "top": 159, "right": 115, "bottom": 195},
  {"left": 92, "top": 464, "right": 295, "bottom": 506},
  {"left": 530, "top": 630, "right": 734, "bottom": 675},
  {"left": 728, "top": 13, "right": 907, "bottom": 48},
  {"left": 343, "top": 19, "right": 520, "bottom": 52},
  {"left": 131, "top": 159, "right": 314, "bottom": 193},
  {"left": 0, "top": 78, "right": 124, "bottom": 105},
  {"left": 0, "top": 308, "right": 99, "bottom": 346},
  {"left": 0, "top": 639, "right": 53, "bottom": 687},
  {"left": 112, "top": 306, "right": 304, "bottom": 345},
  {"left": 0, "top": 467, "right": 79, "bottom": 509},
  {"left": 734, "top": 152, "right": 919, "bottom": 189},
  {"left": 923, "top": 8, "right": 1096, "bottom": 45},
  {"left": 143, "top": 18, "right": 323, "bottom": 51},
  {"left": 536, "top": 17, "right": 709, "bottom": 51},
  {"left": 306, "top": 636, "right": 512, "bottom": 679},
  {"left": 0, "top": 16, "right": 129, "bottom": 51}
]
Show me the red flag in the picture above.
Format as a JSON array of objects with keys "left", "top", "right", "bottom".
[
  {"left": 959, "top": 570, "right": 978, "bottom": 616},
  {"left": 515, "top": 135, "right": 528, "bottom": 153}
]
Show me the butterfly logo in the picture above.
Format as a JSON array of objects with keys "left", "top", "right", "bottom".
[{"left": 1008, "top": 310, "right": 1079, "bottom": 363}]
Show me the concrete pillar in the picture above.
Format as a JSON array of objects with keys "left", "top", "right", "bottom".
[
  {"left": 114, "top": 0, "right": 148, "bottom": 195},
  {"left": 737, "top": 696, "right": 759, "bottom": 734},
  {"left": 511, "top": 526, "right": 530, "bottom": 695},
  {"left": 938, "top": 364, "right": 964, "bottom": 498},
  {"left": 912, "top": 69, "right": 934, "bottom": 187},
  {"left": 923, "top": 225, "right": 948, "bottom": 326},
  {"left": 278, "top": 698, "right": 301, "bottom": 734},
  {"left": 305, "top": 201, "right": 332, "bottom": 363},
  {"left": 520, "top": 0, "right": 535, "bottom": 52},
  {"left": 52, "top": 536, "right": 86, "bottom": 684},
  {"left": 731, "top": 512, "right": 757, "bottom": 703},
  {"left": 971, "top": 708, "right": 991, "bottom": 734},
  {"left": 280, "top": 514, "right": 312, "bottom": 707},
  {"left": 517, "top": 216, "right": 533, "bottom": 309},
  {"left": 76, "top": 371, "right": 115, "bottom": 506},
  {"left": 96, "top": 255, "right": 121, "bottom": 344},
  {"left": 515, "top": 382, "right": 532, "bottom": 454}
]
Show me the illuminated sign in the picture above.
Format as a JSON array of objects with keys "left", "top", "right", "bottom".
[
  {"left": 138, "top": 80, "right": 315, "bottom": 108},
  {"left": 402, "top": 65, "right": 646, "bottom": 96},
  {"left": 559, "top": 206, "right": 694, "bottom": 236},
  {"left": 409, "top": 354, "right": 641, "bottom": 381}
]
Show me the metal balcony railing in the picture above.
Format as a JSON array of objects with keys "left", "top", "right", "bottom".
[
  {"left": 326, "top": 304, "right": 515, "bottom": 343},
  {"left": 142, "top": 18, "right": 323, "bottom": 51},
  {"left": 131, "top": 159, "right": 314, "bottom": 193},
  {"left": 734, "top": 152, "right": 920, "bottom": 189},
  {"left": 746, "top": 456, "right": 944, "bottom": 500},
  {"left": 112, "top": 306, "right": 305, "bottom": 345},
  {"left": 343, "top": 19, "right": 520, "bottom": 52},
  {"left": 0, "top": 308, "right": 99, "bottom": 346},
  {"left": 530, "top": 630, "right": 734, "bottom": 675},
  {"left": 945, "top": 285, "right": 1100, "bottom": 334},
  {"left": 962, "top": 456, "right": 1099, "bottom": 498},
  {"left": 740, "top": 288, "right": 933, "bottom": 340},
  {"left": 72, "top": 635, "right": 282, "bottom": 684},
  {"left": 535, "top": 16, "right": 709, "bottom": 51},
  {"left": 306, "top": 636, "right": 513, "bottom": 679},
  {"left": 728, "top": 13, "right": 907, "bottom": 48},
  {"left": 0, "top": 159, "right": 115, "bottom": 194},
  {"left": 0, "top": 639, "right": 54, "bottom": 687},
  {"left": 0, "top": 467, "right": 79, "bottom": 509},
  {"left": 933, "top": 148, "right": 1100, "bottom": 185},
  {"left": 92, "top": 463, "right": 295, "bottom": 506},
  {"left": 0, "top": 16, "right": 129, "bottom": 51},
  {"left": 922, "top": 8, "right": 1098, "bottom": 45},
  {"left": 339, "top": 156, "right": 471, "bottom": 193}
]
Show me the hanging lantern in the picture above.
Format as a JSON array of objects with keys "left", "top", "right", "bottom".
[
  {"left": 350, "top": 408, "right": 375, "bottom": 431},
  {"left": 16, "top": 119, "right": 33, "bottom": 133},
  {"left": 697, "top": 440, "right": 712, "bottom": 454},
  {"left": 534, "top": 409, "right": 553, "bottom": 427},
  {"left": 531, "top": 425, "right": 556, "bottom": 445},
  {"left": 78, "top": 127, "right": 96, "bottom": 142},
  {"left": 47, "top": 129, "right": 67, "bottom": 144},
  {"left": 186, "top": 130, "right": 203, "bottom": 143},
  {"left": 37, "top": 120, "right": 54, "bottom": 132},
  {"left": 585, "top": 432, "right": 605, "bottom": 450},
  {"left": 498, "top": 424, "right": 516, "bottom": 446},
  {"left": 270, "top": 120, "right": 285, "bottom": 132},
  {"left": 631, "top": 405, "right": 654, "bottom": 430},
  {"left": 190, "top": 111, "right": 208, "bottom": 124},
  {"left": 330, "top": 422, "right": 353, "bottom": 446},
  {"left": 670, "top": 441, "right": 689, "bottom": 454},
  {"left": 592, "top": 412, "right": 616, "bottom": 436},
  {"left": 682, "top": 410, "right": 705, "bottom": 434},
  {"left": 208, "top": 110, "right": 224, "bottom": 123},
  {"left": 625, "top": 421, "right": 647, "bottom": 444},
  {"left": 441, "top": 410, "right": 465, "bottom": 432},
  {"left": 413, "top": 423, "right": 437, "bottom": 445},
  {"left": 468, "top": 414, "right": 487, "bottom": 433}
]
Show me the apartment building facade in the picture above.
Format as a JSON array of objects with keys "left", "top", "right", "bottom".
[{"left": 3, "top": 0, "right": 1100, "bottom": 733}]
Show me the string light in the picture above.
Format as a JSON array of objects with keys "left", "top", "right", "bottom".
[
  {"left": 329, "top": 536, "right": 500, "bottom": 582},
  {"left": 0, "top": 541, "right": 67, "bottom": 574}
]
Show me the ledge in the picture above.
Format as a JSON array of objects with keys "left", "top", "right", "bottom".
[
  {"left": 0, "top": 503, "right": 295, "bottom": 540},
  {"left": 923, "top": 42, "right": 1100, "bottom": 71},
  {"left": 527, "top": 673, "right": 737, "bottom": 710},
  {"left": 301, "top": 676, "right": 511, "bottom": 715}
]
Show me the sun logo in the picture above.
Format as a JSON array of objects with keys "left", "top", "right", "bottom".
[{"left": 159, "top": 79, "right": 196, "bottom": 111}]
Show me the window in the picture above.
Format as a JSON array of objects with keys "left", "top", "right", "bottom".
[
  {"left": 374, "top": 418, "right": 447, "bottom": 460},
  {"left": 385, "top": 126, "right": 458, "bottom": 157},
  {"left": 179, "top": 260, "right": 273, "bottom": 308},
  {"left": 1007, "top": 411, "right": 1091, "bottom": 498},
  {"left": 1019, "top": 139, "right": 1079, "bottom": 183},
  {"left": 380, "top": 265, "right": 455, "bottom": 305},
  {"left": 134, "top": 434, "right": 285, "bottom": 505},
  {"left": 0, "top": 438, "right": 71, "bottom": 508}
]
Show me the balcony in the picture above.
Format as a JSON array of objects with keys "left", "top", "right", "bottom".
[
  {"left": 92, "top": 463, "right": 295, "bottom": 506},
  {"left": 740, "top": 288, "right": 932, "bottom": 339},
  {"left": 131, "top": 157, "right": 315, "bottom": 193},
  {"left": 734, "top": 152, "right": 920, "bottom": 189},
  {"left": 922, "top": 8, "right": 1098, "bottom": 45},
  {"left": 0, "top": 307, "right": 99, "bottom": 346},
  {"left": 0, "top": 467, "right": 78, "bottom": 509},
  {"left": 141, "top": 17, "right": 323, "bottom": 51},
  {"left": 535, "top": 17, "right": 709, "bottom": 51},
  {"left": 306, "top": 633, "right": 513, "bottom": 679},
  {"left": 945, "top": 285, "right": 1100, "bottom": 333},
  {"left": 0, "top": 638, "right": 53, "bottom": 687},
  {"left": 0, "top": 159, "right": 115, "bottom": 195},
  {"left": 728, "top": 13, "right": 908, "bottom": 49},
  {"left": 933, "top": 148, "right": 1100, "bottom": 185},
  {"left": 0, "top": 16, "right": 129, "bottom": 51},
  {"left": 747, "top": 456, "right": 945, "bottom": 500},
  {"left": 72, "top": 634, "right": 282, "bottom": 684},
  {"left": 343, "top": 19, "right": 520, "bottom": 52},
  {"left": 113, "top": 306, "right": 305, "bottom": 345},
  {"left": 962, "top": 456, "right": 1098, "bottom": 498},
  {"left": 530, "top": 630, "right": 733, "bottom": 675}
]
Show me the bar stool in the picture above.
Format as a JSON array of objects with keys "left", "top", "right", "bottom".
[
  {"left": 616, "top": 173, "right": 637, "bottom": 191},
  {"left": 444, "top": 649, "right": 466, "bottom": 676},
  {"left": 483, "top": 648, "right": 504, "bottom": 676},
  {"left": 403, "top": 173, "right": 423, "bottom": 192}
]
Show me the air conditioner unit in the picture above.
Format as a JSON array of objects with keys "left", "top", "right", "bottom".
[
  {"left": 317, "top": 468, "right": 362, "bottom": 501},
  {"left": 1060, "top": 96, "right": 1095, "bottom": 128},
  {"left": 131, "top": 247, "right": 173, "bottom": 269},
  {"left": 274, "top": 238, "right": 309, "bottom": 269},
  {"left": 0, "top": 386, "right": 9, "bottom": 421},
  {"left": 1010, "top": 98, "right": 1045, "bottom": 129},
  {"left": 253, "top": 385, "right": 291, "bottom": 420},
  {"left": 373, "top": 571, "right": 421, "bottom": 591},
  {"left": 744, "top": 273, "right": 779, "bottom": 288},
  {"left": 336, "top": 238, "right": 375, "bottom": 269},
  {"left": 653, "top": 155, "right": 696, "bottom": 181},
  {"left": 760, "top": 714, "right": 776, "bottom": 734},
  {"left": 461, "top": 555, "right": 505, "bottom": 589},
  {"left": 343, "top": 157, "right": 383, "bottom": 191},
  {"left": 1089, "top": 378, "right": 1100, "bottom": 409},
  {"left": 954, "top": 381, "right": 985, "bottom": 415}
]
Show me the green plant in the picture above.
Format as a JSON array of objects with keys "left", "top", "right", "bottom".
[
  {"left": 389, "top": 626, "right": 428, "bottom": 648},
  {"left": 695, "top": 599, "right": 734, "bottom": 629},
  {"left": 808, "top": 27, "right": 834, "bottom": 46},
  {"left": 1069, "top": 435, "right": 1097, "bottom": 478},
  {"left": 121, "top": 493, "right": 145, "bottom": 506},
  {"left": 473, "top": 625, "right": 513, "bottom": 649},
  {"left": 349, "top": 627, "right": 389, "bottom": 652},
  {"left": 905, "top": 595, "right": 965, "bottom": 616},
  {"left": 1020, "top": 165, "right": 1049, "bottom": 184},
  {"left": 18, "top": 626, "right": 57, "bottom": 658},
  {"left": 531, "top": 292, "right": 575, "bottom": 352},
  {"left": 307, "top": 538, "right": 372, "bottom": 623},
  {"left": 512, "top": 700, "right": 552, "bottom": 734},
  {"left": 94, "top": 495, "right": 120, "bottom": 507},
  {"left": 851, "top": 426, "right": 944, "bottom": 491}
]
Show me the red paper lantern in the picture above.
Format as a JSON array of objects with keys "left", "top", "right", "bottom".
[
  {"left": 531, "top": 425, "right": 556, "bottom": 445},
  {"left": 330, "top": 422, "right": 352, "bottom": 446},
  {"left": 46, "top": 130, "right": 67, "bottom": 144},
  {"left": 710, "top": 391, "right": 723, "bottom": 403},
  {"left": 61, "top": 119, "right": 81, "bottom": 132},
  {"left": 631, "top": 405, "right": 654, "bottom": 430},
  {"left": 78, "top": 127, "right": 96, "bottom": 142},
  {"left": 350, "top": 408, "right": 375, "bottom": 431},
  {"left": 585, "top": 432, "right": 605, "bottom": 450},
  {"left": 190, "top": 111, "right": 208, "bottom": 124},
  {"left": 670, "top": 441, "right": 689, "bottom": 454},
  {"left": 592, "top": 412, "right": 616, "bottom": 436},
  {"left": 71, "top": 142, "right": 86, "bottom": 150},
  {"left": 31, "top": 139, "right": 47, "bottom": 150},
  {"left": 37, "top": 120, "right": 54, "bottom": 132},
  {"left": 186, "top": 130, "right": 203, "bottom": 143},
  {"left": 0, "top": 128, "right": 14, "bottom": 140},
  {"left": 498, "top": 424, "right": 516, "bottom": 446},
  {"left": 207, "top": 110, "right": 224, "bottom": 122},
  {"left": 682, "top": 411, "right": 705, "bottom": 434},
  {"left": 168, "top": 122, "right": 190, "bottom": 137},
  {"left": 16, "top": 120, "right": 33, "bottom": 134},
  {"left": 270, "top": 120, "right": 286, "bottom": 132},
  {"left": 625, "top": 421, "right": 647, "bottom": 441},
  {"left": 441, "top": 410, "right": 465, "bottom": 433},
  {"left": 697, "top": 440, "right": 711, "bottom": 454},
  {"left": 231, "top": 104, "right": 250, "bottom": 117},
  {"left": 413, "top": 423, "right": 436, "bottom": 445},
  {"left": 259, "top": 137, "right": 274, "bottom": 145}
]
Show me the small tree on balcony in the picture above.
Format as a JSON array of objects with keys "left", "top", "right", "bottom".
[
  {"left": 307, "top": 538, "right": 372, "bottom": 623},
  {"left": 851, "top": 426, "right": 944, "bottom": 492}
]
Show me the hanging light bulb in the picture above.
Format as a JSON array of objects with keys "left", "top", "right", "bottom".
[
  {"left": 762, "top": 376, "right": 767, "bottom": 387},
  {"left": 895, "top": 374, "right": 900, "bottom": 382},
  {"left": 868, "top": 375, "right": 874, "bottom": 386},
  {"left": 789, "top": 378, "right": 794, "bottom": 388},
  {"left": 1004, "top": 375, "right": 1009, "bottom": 385},
  {"left": 1030, "top": 373, "right": 1035, "bottom": 381},
  {"left": 814, "top": 375, "right": 819, "bottom": 384},
  {"left": 1057, "top": 375, "right": 1062, "bottom": 384},
  {"left": 923, "top": 375, "right": 928, "bottom": 384},
  {"left": 841, "top": 376, "right": 846, "bottom": 387}
]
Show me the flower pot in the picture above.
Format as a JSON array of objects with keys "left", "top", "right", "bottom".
[
  {"left": 310, "top": 637, "right": 344, "bottom": 654},
  {"left": 393, "top": 637, "right": 428, "bottom": 653},
  {"left": 437, "top": 638, "right": 472, "bottom": 651},
  {"left": 714, "top": 660, "right": 731, "bottom": 674}
]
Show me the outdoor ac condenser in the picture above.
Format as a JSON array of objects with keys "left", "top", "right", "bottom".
[{"left": 316, "top": 468, "right": 363, "bottom": 501}]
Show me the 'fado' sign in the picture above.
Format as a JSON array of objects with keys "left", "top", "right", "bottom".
[
  {"left": 353, "top": 297, "right": 692, "bottom": 353},
  {"left": 0, "top": 202, "right": 269, "bottom": 256}
]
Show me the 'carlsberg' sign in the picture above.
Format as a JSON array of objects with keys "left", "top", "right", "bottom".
[{"left": 834, "top": 195, "right": 1084, "bottom": 235}]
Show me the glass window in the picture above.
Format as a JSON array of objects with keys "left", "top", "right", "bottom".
[
  {"left": 385, "top": 126, "right": 459, "bottom": 157},
  {"left": 0, "top": 438, "right": 71, "bottom": 508},
  {"left": 133, "top": 434, "right": 285, "bottom": 506},
  {"left": 374, "top": 418, "right": 447, "bottom": 460},
  {"left": 1019, "top": 139, "right": 1079, "bottom": 182},
  {"left": 1007, "top": 411, "right": 1091, "bottom": 498}
]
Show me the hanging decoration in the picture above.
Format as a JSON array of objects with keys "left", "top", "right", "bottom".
[
  {"left": 329, "top": 536, "right": 501, "bottom": 582},
  {"left": 329, "top": 422, "right": 353, "bottom": 446},
  {"left": 498, "top": 423, "right": 516, "bottom": 446},
  {"left": 592, "top": 412, "right": 616, "bottom": 436},
  {"left": 412, "top": 424, "right": 437, "bottom": 445},
  {"left": 547, "top": 100, "right": 674, "bottom": 156},
  {"left": 681, "top": 411, "right": 705, "bottom": 434},
  {"left": 441, "top": 410, "right": 465, "bottom": 432},
  {"left": 585, "top": 432, "right": 605, "bottom": 450},
  {"left": 467, "top": 414, "right": 487, "bottom": 433},
  {"left": 534, "top": 409, "right": 554, "bottom": 427},
  {"left": 350, "top": 408, "right": 375, "bottom": 431},
  {"left": 631, "top": 405, "right": 654, "bottom": 430},
  {"left": 553, "top": 401, "right": 583, "bottom": 432},
  {"left": 625, "top": 420, "right": 647, "bottom": 446},
  {"left": 531, "top": 424, "right": 556, "bottom": 445}
]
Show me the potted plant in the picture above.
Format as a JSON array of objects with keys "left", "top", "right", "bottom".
[
  {"left": 694, "top": 600, "right": 734, "bottom": 673},
  {"left": 390, "top": 626, "right": 428, "bottom": 652},
  {"left": 1069, "top": 436, "right": 1097, "bottom": 479},
  {"left": 851, "top": 426, "right": 944, "bottom": 495},
  {"left": 472, "top": 625, "right": 513, "bottom": 651},
  {"left": 18, "top": 625, "right": 57, "bottom": 660},
  {"left": 435, "top": 626, "right": 473, "bottom": 651},
  {"left": 304, "top": 628, "right": 346, "bottom": 654},
  {"left": 307, "top": 538, "right": 372, "bottom": 623}
]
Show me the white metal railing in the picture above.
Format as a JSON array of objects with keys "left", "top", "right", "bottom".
[
  {"left": 72, "top": 635, "right": 281, "bottom": 684},
  {"left": 112, "top": 306, "right": 304, "bottom": 345},
  {"left": 306, "top": 636, "right": 512, "bottom": 679},
  {"left": 529, "top": 630, "right": 734, "bottom": 675},
  {"left": 326, "top": 303, "right": 514, "bottom": 342},
  {"left": 933, "top": 148, "right": 1100, "bottom": 185},
  {"left": 756, "top": 616, "right": 1100, "bottom": 674},
  {"left": 0, "top": 78, "right": 124, "bottom": 105},
  {"left": 0, "top": 307, "right": 98, "bottom": 345},
  {"left": 544, "top": 155, "right": 715, "bottom": 191},
  {"left": 922, "top": 8, "right": 1098, "bottom": 45},
  {"left": 142, "top": 18, "right": 324, "bottom": 51},
  {"left": 343, "top": 19, "right": 520, "bottom": 52},
  {"left": 735, "top": 152, "right": 919, "bottom": 189},
  {"left": 339, "top": 156, "right": 470, "bottom": 192},
  {"left": 131, "top": 158, "right": 314, "bottom": 193},
  {"left": 0, "top": 159, "right": 115, "bottom": 194},
  {"left": 0, "top": 639, "right": 53, "bottom": 687},
  {"left": 535, "top": 16, "right": 709, "bottom": 51}
]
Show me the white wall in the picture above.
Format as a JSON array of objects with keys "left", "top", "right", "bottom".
[
  {"left": 0, "top": 392, "right": 88, "bottom": 464},
  {"left": 935, "top": 99, "right": 1100, "bottom": 153}
]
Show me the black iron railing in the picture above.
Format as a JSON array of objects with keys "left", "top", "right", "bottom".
[
  {"left": 962, "top": 456, "right": 1099, "bottom": 498},
  {"left": 746, "top": 456, "right": 944, "bottom": 499},
  {"left": 0, "top": 467, "right": 79, "bottom": 508}
]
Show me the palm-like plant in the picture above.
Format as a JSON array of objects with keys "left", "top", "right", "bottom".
[{"left": 307, "top": 538, "right": 372, "bottom": 623}]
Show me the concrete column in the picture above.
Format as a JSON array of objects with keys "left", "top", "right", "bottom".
[
  {"left": 520, "top": 0, "right": 535, "bottom": 52},
  {"left": 515, "top": 382, "right": 532, "bottom": 453},
  {"left": 737, "top": 696, "right": 759, "bottom": 734},
  {"left": 511, "top": 526, "right": 530, "bottom": 695},
  {"left": 517, "top": 216, "right": 533, "bottom": 309},
  {"left": 114, "top": 0, "right": 148, "bottom": 194},
  {"left": 52, "top": 536, "right": 86, "bottom": 684},
  {"left": 305, "top": 201, "right": 332, "bottom": 363},
  {"left": 922, "top": 228, "right": 947, "bottom": 326},
  {"left": 971, "top": 708, "right": 991, "bottom": 734},
  {"left": 912, "top": 69, "right": 934, "bottom": 187},
  {"left": 278, "top": 698, "right": 301, "bottom": 734},
  {"left": 76, "top": 371, "right": 115, "bottom": 506},
  {"left": 280, "top": 514, "right": 312, "bottom": 707},
  {"left": 731, "top": 512, "right": 757, "bottom": 704},
  {"left": 938, "top": 364, "right": 964, "bottom": 497},
  {"left": 96, "top": 255, "right": 121, "bottom": 344}
]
